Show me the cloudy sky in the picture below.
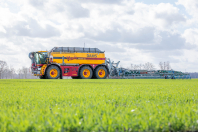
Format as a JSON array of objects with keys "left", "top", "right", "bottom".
[{"left": 0, "top": 0, "right": 198, "bottom": 72}]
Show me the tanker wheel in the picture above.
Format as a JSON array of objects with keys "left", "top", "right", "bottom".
[
  {"left": 46, "top": 66, "right": 60, "bottom": 79},
  {"left": 79, "top": 66, "right": 93, "bottom": 79},
  {"left": 94, "top": 66, "right": 108, "bottom": 79}
]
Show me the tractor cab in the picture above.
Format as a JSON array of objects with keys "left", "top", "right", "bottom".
[
  {"left": 29, "top": 51, "right": 48, "bottom": 65},
  {"left": 29, "top": 51, "right": 48, "bottom": 76}
]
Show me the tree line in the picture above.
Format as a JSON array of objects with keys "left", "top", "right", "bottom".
[
  {"left": 130, "top": 61, "right": 171, "bottom": 70},
  {"left": 0, "top": 60, "right": 37, "bottom": 79}
]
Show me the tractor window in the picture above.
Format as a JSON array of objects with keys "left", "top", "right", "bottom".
[{"left": 34, "top": 52, "right": 48, "bottom": 64}]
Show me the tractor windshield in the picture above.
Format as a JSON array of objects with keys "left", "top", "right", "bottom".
[{"left": 34, "top": 52, "right": 48, "bottom": 64}]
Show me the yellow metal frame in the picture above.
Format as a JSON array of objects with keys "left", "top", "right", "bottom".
[
  {"left": 40, "top": 64, "right": 47, "bottom": 75},
  {"left": 38, "top": 51, "right": 47, "bottom": 53},
  {"left": 51, "top": 52, "right": 105, "bottom": 65}
]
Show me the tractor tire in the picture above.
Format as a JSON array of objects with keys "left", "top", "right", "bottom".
[
  {"left": 79, "top": 66, "right": 93, "bottom": 79},
  {"left": 94, "top": 66, "right": 108, "bottom": 79},
  {"left": 46, "top": 65, "right": 60, "bottom": 79}
]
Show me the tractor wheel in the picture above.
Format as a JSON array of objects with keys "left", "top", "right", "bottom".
[
  {"left": 94, "top": 66, "right": 108, "bottom": 79},
  {"left": 46, "top": 65, "right": 60, "bottom": 79},
  {"left": 79, "top": 66, "right": 93, "bottom": 79}
]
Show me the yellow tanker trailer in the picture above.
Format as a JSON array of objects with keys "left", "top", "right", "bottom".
[{"left": 29, "top": 47, "right": 109, "bottom": 79}]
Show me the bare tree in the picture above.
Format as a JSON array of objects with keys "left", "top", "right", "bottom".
[
  {"left": 0, "top": 61, "right": 37, "bottom": 79},
  {"left": 10, "top": 67, "right": 15, "bottom": 79},
  {"left": 0, "top": 61, "right": 7, "bottom": 79},
  {"left": 163, "top": 62, "right": 166, "bottom": 70},
  {"left": 159, "top": 62, "right": 164, "bottom": 70},
  {"left": 166, "top": 61, "right": 171, "bottom": 70},
  {"left": 131, "top": 63, "right": 155, "bottom": 70},
  {"left": 131, "top": 64, "right": 134, "bottom": 70},
  {"left": 139, "top": 64, "right": 143, "bottom": 70},
  {"left": 18, "top": 68, "right": 22, "bottom": 79},
  {"left": 133, "top": 64, "right": 139, "bottom": 70},
  {"left": 3, "top": 68, "right": 9, "bottom": 79},
  {"left": 22, "top": 67, "right": 29, "bottom": 79},
  {"left": 159, "top": 61, "right": 171, "bottom": 70},
  {"left": 144, "top": 62, "right": 155, "bottom": 70}
]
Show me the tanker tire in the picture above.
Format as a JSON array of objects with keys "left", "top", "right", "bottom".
[
  {"left": 79, "top": 66, "right": 93, "bottom": 79},
  {"left": 94, "top": 66, "right": 108, "bottom": 79},
  {"left": 46, "top": 65, "right": 60, "bottom": 79}
]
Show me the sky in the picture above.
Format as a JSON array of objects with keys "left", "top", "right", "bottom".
[{"left": 0, "top": 0, "right": 198, "bottom": 72}]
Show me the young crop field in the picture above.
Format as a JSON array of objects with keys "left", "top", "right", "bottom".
[{"left": 0, "top": 79, "right": 198, "bottom": 131}]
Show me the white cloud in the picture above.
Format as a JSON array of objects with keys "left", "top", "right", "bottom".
[
  {"left": 176, "top": 0, "right": 198, "bottom": 17},
  {"left": 0, "top": 0, "right": 197, "bottom": 72},
  {"left": 176, "top": 0, "right": 198, "bottom": 28},
  {"left": 183, "top": 28, "right": 198, "bottom": 46}
]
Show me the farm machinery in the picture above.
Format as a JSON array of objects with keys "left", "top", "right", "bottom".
[
  {"left": 107, "top": 59, "right": 191, "bottom": 79},
  {"left": 29, "top": 47, "right": 109, "bottom": 79},
  {"left": 29, "top": 47, "right": 191, "bottom": 79}
]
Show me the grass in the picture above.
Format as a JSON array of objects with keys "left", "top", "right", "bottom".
[{"left": 0, "top": 79, "right": 198, "bottom": 131}]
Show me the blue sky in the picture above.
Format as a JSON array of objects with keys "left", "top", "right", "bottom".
[{"left": 0, "top": 0, "right": 198, "bottom": 72}]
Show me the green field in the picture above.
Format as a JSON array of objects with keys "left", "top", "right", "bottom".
[{"left": 0, "top": 79, "right": 198, "bottom": 131}]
